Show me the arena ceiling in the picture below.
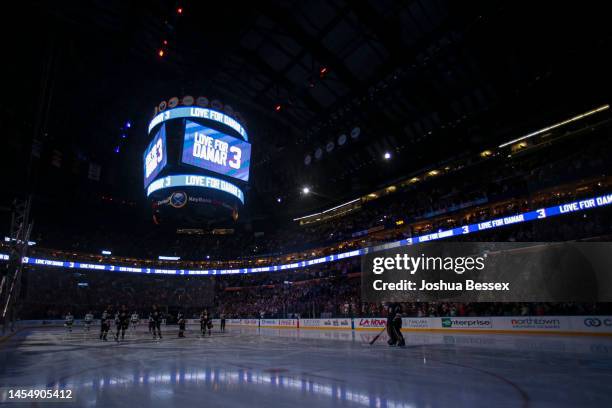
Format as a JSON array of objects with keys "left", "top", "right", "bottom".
[{"left": 2, "top": 0, "right": 610, "bottom": 223}]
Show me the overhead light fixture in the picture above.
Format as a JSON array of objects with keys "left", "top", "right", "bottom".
[
  {"left": 302, "top": 187, "right": 310, "bottom": 194},
  {"left": 384, "top": 152, "right": 391, "bottom": 160},
  {"left": 158, "top": 255, "right": 180, "bottom": 261},
  {"left": 5, "top": 237, "right": 36, "bottom": 246},
  {"left": 101, "top": 250, "right": 112, "bottom": 255},
  {"left": 292, "top": 198, "right": 360, "bottom": 221},
  {"left": 276, "top": 197, "right": 282, "bottom": 203},
  {"left": 498, "top": 104, "right": 609, "bottom": 148},
  {"left": 158, "top": 49, "right": 164, "bottom": 57},
  {"left": 275, "top": 104, "right": 282, "bottom": 112}
]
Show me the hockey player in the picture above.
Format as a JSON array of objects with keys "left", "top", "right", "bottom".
[
  {"left": 64, "top": 312, "right": 74, "bottom": 332},
  {"left": 100, "top": 307, "right": 111, "bottom": 341},
  {"left": 200, "top": 310, "right": 209, "bottom": 337},
  {"left": 219, "top": 312, "right": 226, "bottom": 333},
  {"left": 151, "top": 305, "right": 163, "bottom": 340},
  {"left": 200, "top": 310, "right": 210, "bottom": 337},
  {"left": 130, "top": 311, "right": 139, "bottom": 330},
  {"left": 386, "top": 304, "right": 405, "bottom": 347},
  {"left": 115, "top": 305, "right": 130, "bottom": 341},
  {"left": 148, "top": 313, "right": 154, "bottom": 334},
  {"left": 177, "top": 311, "right": 186, "bottom": 338},
  {"left": 83, "top": 311, "right": 94, "bottom": 331}
]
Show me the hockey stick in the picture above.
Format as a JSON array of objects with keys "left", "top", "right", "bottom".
[
  {"left": 390, "top": 324, "right": 405, "bottom": 347},
  {"left": 369, "top": 327, "right": 386, "bottom": 345}
]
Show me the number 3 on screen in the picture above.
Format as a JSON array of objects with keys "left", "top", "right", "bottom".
[{"left": 229, "top": 146, "right": 241, "bottom": 169}]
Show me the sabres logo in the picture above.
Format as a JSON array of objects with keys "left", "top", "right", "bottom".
[{"left": 170, "top": 191, "right": 188, "bottom": 208}]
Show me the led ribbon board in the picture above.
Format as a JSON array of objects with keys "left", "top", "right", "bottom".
[
  {"left": 148, "top": 107, "right": 248, "bottom": 141},
  {"left": 182, "top": 120, "right": 251, "bottom": 182},
  {"left": 146, "top": 174, "right": 244, "bottom": 204},
  {"left": 6, "top": 193, "right": 612, "bottom": 275},
  {"left": 143, "top": 124, "right": 168, "bottom": 188}
]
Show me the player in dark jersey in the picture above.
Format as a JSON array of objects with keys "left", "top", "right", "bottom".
[
  {"left": 220, "top": 312, "right": 226, "bottom": 333},
  {"left": 200, "top": 309, "right": 212, "bottom": 337},
  {"left": 151, "top": 305, "right": 163, "bottom": 339},
  {"left": 99, "top": 307, "right": 111, "bottom": 341},
  {"left": 115, "top": 305, "right": 130, "bottom": 341},
  {"left": 386, "top": 304, "right": 405, "bottom": 347},
  {"left": 177, "top": 311, "right": 186, "bottom": 338},
  {"left": 148, "top": 313, "right": 154, "bottom": 334}
]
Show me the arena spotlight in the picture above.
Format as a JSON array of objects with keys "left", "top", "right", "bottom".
[
  {"left": 177, "top": 7, "right": 183, "bottom": 14},
  {"left": 101, "top": 250, "right": 111, "bottom": 255},
  {"left": 302, "top": 187, "right": 310, "bottom": 195},
  {"left": 125, "top": 121, "right": 131, "bottom": 128},
  {"left": 276, "top": 197, "right": 282, "bottom": 203},
  {"left": 384, "top": 152, "right": 391, "bottom": 160},
  {"left": 206, "top": 255, "right": 210, "bottom": 260},
  {"left": 158, "top": 49, "right": 164, "bottom": 57},
  {"left": 274, "top": 104, "right": 282, "bottom": 112},
  {"left": 114, "top": 146, "right": 120, "bottom": 153}
]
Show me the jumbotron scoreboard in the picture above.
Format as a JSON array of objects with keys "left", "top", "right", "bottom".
[{"left": 143, "top": 96, "right": 251, "bottom": 225}]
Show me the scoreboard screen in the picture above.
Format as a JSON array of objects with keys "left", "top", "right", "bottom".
[
  {"left": 143, "top": 124, "right": 168, "bottom": 188},
  {"left": 181, "top": 120, "right": 251, "bottom": 182}
]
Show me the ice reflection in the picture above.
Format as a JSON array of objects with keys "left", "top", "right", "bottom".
[{"left": 39, "top": 366, "right": 414, "bottom": 408}]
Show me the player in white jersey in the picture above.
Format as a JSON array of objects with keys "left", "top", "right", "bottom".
[
  {"left": 84, "top": 311, "right": 94, "bottom": 331},
  {"left": 131, "top": 312, "right": 139, "bottom": 330},
  {"left": 64, "top": 312, "right": 74, "bottom": 332}
]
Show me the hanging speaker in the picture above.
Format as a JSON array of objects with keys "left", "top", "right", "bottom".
[
  {"left": 168, "top": 97, "right": 179, "bottom": 108},
  {"left": 196, "top": 96, "right": 209, "bottom": 107},
  {"left": 211, "top": 99, "right": 223, "bottom": 110}
]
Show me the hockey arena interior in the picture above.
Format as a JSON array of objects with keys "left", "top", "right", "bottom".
[{"left": 1, "top": 2, "right": 612, "bottom": 407}]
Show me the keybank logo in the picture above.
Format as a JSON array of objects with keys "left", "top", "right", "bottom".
[{"left": 441, "top": 318, "right": 492, "bottom": 328}]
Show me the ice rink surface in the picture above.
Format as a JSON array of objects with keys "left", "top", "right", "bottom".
[{"left": 1, "top": 325, "right": 612, "bottom": 408}]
